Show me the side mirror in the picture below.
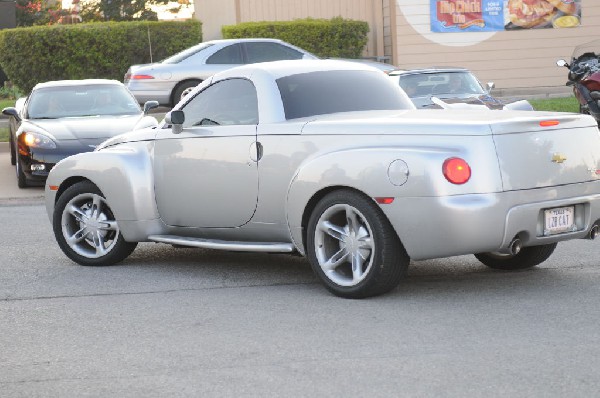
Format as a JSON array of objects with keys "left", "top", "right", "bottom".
[
  {"left": 556, "top": 59, "right": 570, "bottom": 68},
  {"left": 486, "top": 82, "right": 495, "bottom": 93},
  {"left": 2, "top": 107, "right": 21, "bottom": 122},
  {"left": 143, "top": 100, "right": 160, "bottom": 114},
  {"left": 165, "top": 110, "right": 185, "bottom": 134}
]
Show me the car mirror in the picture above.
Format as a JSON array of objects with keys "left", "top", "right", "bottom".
[
  {"left": 1, "top": 107, "right": 21, "bottom": 122},
  {"left": 486, "top": 82, "right": 495, "bottom": 92},
  {"left": 165, "top": 110, "right": 185, "bottom": 134},
  {"left": 143, "top": 100, "right": 160, "bottom": 114},
  {"left": 556, "top": 59, "right": 570, "bottom": 68}
]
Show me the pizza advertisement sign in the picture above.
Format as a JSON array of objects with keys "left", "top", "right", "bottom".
[{"left": 430, "top": 0, "right": 581, "bottom": 32}]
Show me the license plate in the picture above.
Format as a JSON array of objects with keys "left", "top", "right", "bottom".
[{"left": 544, "top": 206, "right": 575, "bottom": 235}]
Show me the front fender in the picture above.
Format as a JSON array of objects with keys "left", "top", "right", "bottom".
[{"left": 45, "top": 141, "right": 158, "bottom": 227}]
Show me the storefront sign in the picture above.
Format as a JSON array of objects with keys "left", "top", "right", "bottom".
[{"left": 430, "top": 0, "right": 581, "bottom": 32}]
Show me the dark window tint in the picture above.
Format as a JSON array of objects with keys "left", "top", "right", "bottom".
[
  {"left": 162, "top": 43, "right": 214, "bottom": 64},
  {"left": 245, "top": 42, "right": 304, "bottom": 63},
  {"left": 277, "top": 70, "right": 411, "bottom": 120},
  {"left": 182, "top": 79, "right": 258, "bottom": 127},
  {"left": 206, "top": 44, "right": 243, "bottom": 64}
]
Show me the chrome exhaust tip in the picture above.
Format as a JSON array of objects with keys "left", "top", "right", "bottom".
[
  {"left": 509, "top": 238, "right": 522, "bottom": 255},
  {"left": 589, "top": 225, "right": 600, "bottom": 240}
]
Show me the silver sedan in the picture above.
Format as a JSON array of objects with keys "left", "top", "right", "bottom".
[
  {"left": 47, "top": 60, "right": 600, "bottom": 299},
  {"left": 124, "top": 38, "right": 317, "bottom": 106}
]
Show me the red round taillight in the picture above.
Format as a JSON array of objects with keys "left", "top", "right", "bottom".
[{"left": 443, "top": 157, "right": 471, "bottom": 185}]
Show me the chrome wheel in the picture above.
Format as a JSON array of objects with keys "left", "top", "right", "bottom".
[
  {"left": 307, "top": 190, "right": 409, "bottom": 298},
  {"left": 315, "top": 204, "right": 375, "bottom": 287},
  {"left": 61, "top": 192, "right": 119, "bottom": 258}
]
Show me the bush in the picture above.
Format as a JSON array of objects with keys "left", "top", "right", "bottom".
[
  {"left": 222, "top": 17, "right": 369, "bottom": 58},
  {"left": 0, "top": 20, "right": 202, "bottom": 93}
]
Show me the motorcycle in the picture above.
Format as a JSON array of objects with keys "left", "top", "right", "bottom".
[{"left": 557, "top": 39, "right": 600, "bottom": 126}]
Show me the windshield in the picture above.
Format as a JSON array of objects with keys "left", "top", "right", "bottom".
[
  {"left": 162, "top": 43, "right": 214, "bottom": 64},
  {"left": 573, "top": 39, "right": 600, "bottom": 60},
  {"left": 398, "top": 71, "right": 486, "bottom": 98},
  {"left": 27, "top": 84, "right": 141, "bottom": 119},
  {"left": 277, "top": 70, "right": 412, "bottom": 120}
]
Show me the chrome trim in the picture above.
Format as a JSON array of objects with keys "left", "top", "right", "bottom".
[{"left": 148, "top": 235, "right": 295, "bottom": 252}]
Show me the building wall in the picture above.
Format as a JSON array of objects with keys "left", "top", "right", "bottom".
[
  {"left": 392, "top": 0, "right": 600, "bottom": 97},
  {"left": 195, "top": 0, "right": 600, "bottom": 96}
]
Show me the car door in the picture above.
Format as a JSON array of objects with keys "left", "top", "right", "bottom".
[{"left": 153, "top": 78, "right": 260, "bottom": 228}]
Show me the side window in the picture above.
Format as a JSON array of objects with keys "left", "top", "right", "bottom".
[
  {"left": 182, "top": 79, "right": 258, "bottom": 128},
  {"left": 206, "top": 44, "right": 243, "bottom": 64},
  {"left": 244, "top": 42, "right": 304, "bottom": 63}
]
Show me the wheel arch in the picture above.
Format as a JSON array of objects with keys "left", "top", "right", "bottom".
[{"left": 45, "top": 144, "right": 159, "bottom": 230}]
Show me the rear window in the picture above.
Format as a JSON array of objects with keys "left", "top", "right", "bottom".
[{"left": 277, "top": 70, "right": 411, "bottom": 120}]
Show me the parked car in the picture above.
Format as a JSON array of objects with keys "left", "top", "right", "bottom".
[
  {"left": 388, "top": 67, "right": 534, "bottom": 110},
  {"left": 124, "top": 38, "right": 318, "bottom": 106},
  {"left": 2, "top": 79, "right": 159, "bottom": 188},
  {"left": 46, "top": 60, "right": 600, "bottom": 299}
]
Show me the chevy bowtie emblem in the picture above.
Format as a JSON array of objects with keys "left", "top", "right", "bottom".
[{"left": 552, "top": 153, "right": 567, "bottom": 163}]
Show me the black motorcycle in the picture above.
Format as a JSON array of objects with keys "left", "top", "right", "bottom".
[{"left": 557, "top": 39, "right": 600, "bottom": 126}]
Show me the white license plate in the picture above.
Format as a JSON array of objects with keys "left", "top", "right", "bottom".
[{"left": 544, "top": 206, "right": 575, "bottom": 235}]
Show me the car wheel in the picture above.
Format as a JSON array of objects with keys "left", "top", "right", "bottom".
[
  {"left": 474, "top": 243, "right": 557, "bottom": 271},
  {"left": 53, "top": 181, "right": 137, "bottom": 266},
  {"left": 9, "top": 133, "right": 16, "bottom": 166},
  {"left": 173, "top": 80, "right": 201, "bottom": 106},
  {"left": 306, "top": 190, "right": 409, "bottom": 299},
  {"left": 15, "top": 157, "right": 28, "bottom": 188}
]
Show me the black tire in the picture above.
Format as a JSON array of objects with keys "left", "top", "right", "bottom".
[
  {"left": 9, "top": 133, "right": 16, "bottom": 166},
  {"left": 474, "top": 243, "right": 557, "bottom": 271},
  {"left": 172, "top": 80, "right": 201, "bottom": 106},
  {"left": 306, "top": 190, "right": 409, "bottom": 299},
  {"left": 15, "top": 157, "right": 28, "bottom": 188},
  {"left": 53, "top": 181, "right": 137, "bottom": 266}
]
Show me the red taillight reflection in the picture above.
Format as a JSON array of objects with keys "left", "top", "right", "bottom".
[
  {"left": 443, "top": 157, "right": 471, "bottom": 185},
  {"left": 131, "top": 74, "right": 155, "bottom": 80},
  {"left": 540, "top": 120, "right": 560, "bottom": 127}
]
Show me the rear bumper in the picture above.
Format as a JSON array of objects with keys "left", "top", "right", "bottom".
[{"left": 382, "top": 181, "right": 600, "bottom": 260}]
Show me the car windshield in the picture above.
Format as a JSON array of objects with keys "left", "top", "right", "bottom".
[
  {"left": 277, "top": 70, "right": 412, "bottom": 120},
  {"left": 27, "top": 84, "right": 141, "bottom": 119},
  {"left": 398, "top": 71, "right": 486, "bottom": 98},
  {"left": 162, "top": 43, "right": 214, "bottom": 64}
]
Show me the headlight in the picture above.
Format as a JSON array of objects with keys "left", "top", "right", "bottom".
[{"left": 20, "top": 132, "right": 56, "bottom": 149}]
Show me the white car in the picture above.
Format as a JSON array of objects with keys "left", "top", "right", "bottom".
[
  {"left": 124, "top": 38, "right": 317, "bottom": 106},
  {"left": 47, "top": 60, "right": 600, "bottom": 299}
]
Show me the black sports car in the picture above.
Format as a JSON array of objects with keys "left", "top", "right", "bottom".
[{"left": 2, "top": 79, "right": 158, "bottom": 188}]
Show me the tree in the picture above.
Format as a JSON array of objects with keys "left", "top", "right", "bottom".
[
  {"left": 79, "top": 0, "right": 184, "bottom": 22},
  {"left": 15, "top": 0, "right": 66, "bottom": 26}
]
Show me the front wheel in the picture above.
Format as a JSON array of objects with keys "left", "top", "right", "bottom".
[
  {"left": 306, "top": 190, "right": 409, "bottom": 299},
  {"left": 53, "top": 181, "right": 137, "bottom": 266},
  {"left": 474, "top": 243, "right": 557, "bottom": 271},
  {"left": 9, "top": 133, "right": 16, "bottom": 166},
  {"left": 15, "top": 157, "right": 28, "bottom": 188}
]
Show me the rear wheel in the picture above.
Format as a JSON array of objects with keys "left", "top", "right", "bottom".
[
  {"left": 474, "top": 243, "right": 557, "bottom": 270},
  {"left": 53, "top": 181, "right": 137, "bottom": 266},
  {"left": 306, "top": 190, "right": 409, "bottom": 299},
  {"left": 172, "top": 80, "right": 201, "bottom": 106}
]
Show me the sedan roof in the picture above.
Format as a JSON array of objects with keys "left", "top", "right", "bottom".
[{"left": 33, "top": 79, "right": 124, "bottom": 90}]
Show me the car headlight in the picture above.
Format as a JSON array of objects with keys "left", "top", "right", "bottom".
[{"left": 20, "top": 131, "right": 56, "bottom": 149}]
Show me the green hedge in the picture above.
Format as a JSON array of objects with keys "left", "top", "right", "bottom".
[
  {"left": 222, "top": 17, "right": 369, "bottom": 59},
  {"left": 0, "top": 20, "right": 202, "bottom": 93}
]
